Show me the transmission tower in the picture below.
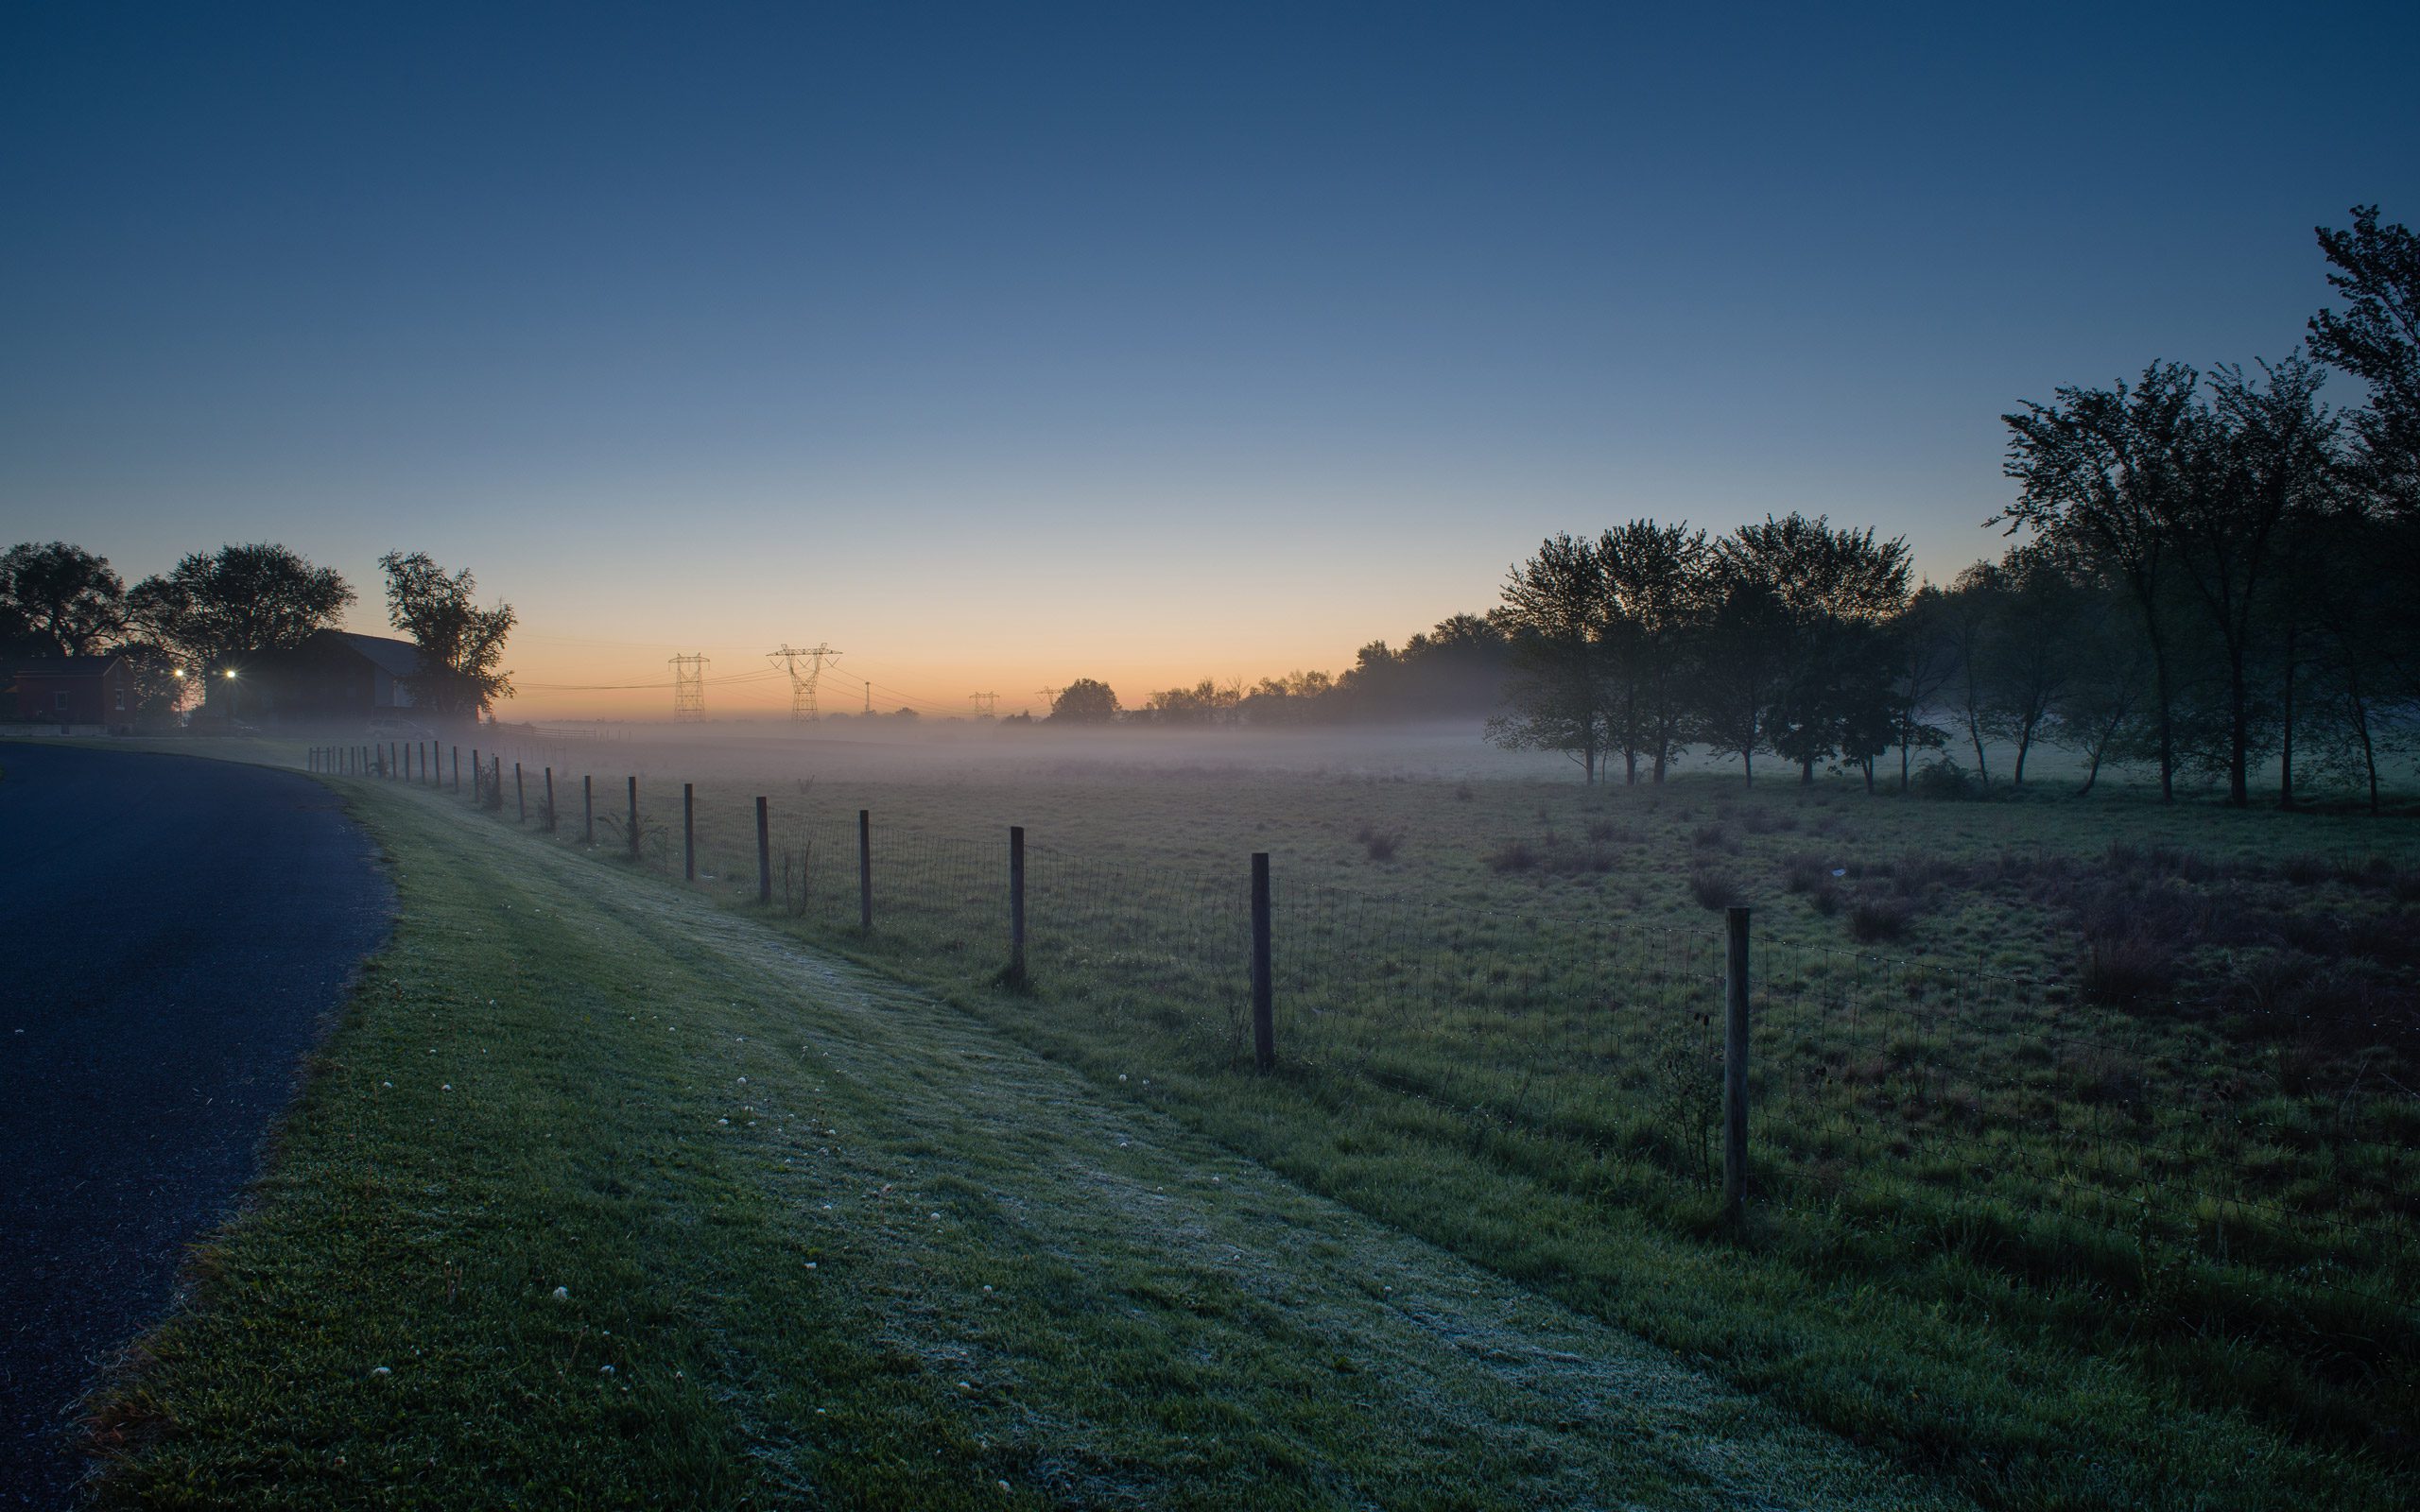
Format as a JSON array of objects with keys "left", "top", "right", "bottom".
[
  {"left": 669, "top": 654, "right": 708, "bottom": 723},
  {"left": 1035, "top": 685, "right": 1062, "bottom": 716},
  {"left": 768, "top": 644, "right": 841, "bottom": 721}
]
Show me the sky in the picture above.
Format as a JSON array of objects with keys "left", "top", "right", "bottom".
[{"left": 4, "top": 2, "right": 2417, "bottom": 719}]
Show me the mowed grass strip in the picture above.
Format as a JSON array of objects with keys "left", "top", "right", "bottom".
[{"left": 86, "top": 780, "right": 1958, "bottom": 1510}]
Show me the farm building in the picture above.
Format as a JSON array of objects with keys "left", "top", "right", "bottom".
[
  {"left": 212, "top": 630, "right": 427, "bottom": 722},
  {"left": 3, "top": 655, "right": 138, "bottom": 733}
]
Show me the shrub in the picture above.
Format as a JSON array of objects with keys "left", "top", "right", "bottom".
[
  {"left": 1485, "top": 839, "right": 1537, "bottom": 873},
  {"left": 1849, "top": 896, "right": 1915, "bottom": 943},
  {"left": 1691, "top": 823, "right": 1737, "bottom": 851},
  {"left": 1807, "top": 882, "right": 1842, "bottom": 916},
  {"left": 1781, "top": 854, "right": 1828, "bottom": 893},
  {"left": 1354, "top": 825, "right": 1403, "bottom": 863},
  {"left": 1688, "top": 868, "right": 1739, "bottom": 911},
  {"left": 2080, "top": 932, "right": 2178, "bottom": 1006},
  {"left": 1584, "top": 818, "right": 1626, "bottom": 843},
  {"left": 1908, "top": 758, "right": 1974, "bottom": 801}
]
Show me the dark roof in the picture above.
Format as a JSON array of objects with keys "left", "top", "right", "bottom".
[
  {"left": 298, "top": 628, "right": 423, "bottom": 678},
  {"left": 6, "top": 655, "right": 126, "bottom": 678},
  {"left": 337, "top": 632, "right": 424, "bottom": 679}
]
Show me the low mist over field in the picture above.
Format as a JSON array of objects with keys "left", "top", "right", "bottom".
[{"left": 7, "top": 6, "right": 2419, "bottom": 1511}]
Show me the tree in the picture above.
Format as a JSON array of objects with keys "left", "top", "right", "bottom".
[
  {"left": 1598, "top": 520, "right": 1708, "bottom": 782},
  {"left": 1882, "top": 585, "right": 1955, "bottom": 791},
  {"left": 1710, "top": 514, "right": 1911, "bottom": 785},
  {"left": 2045, "top": 586, "right": 2150, "bottom": 797},
  {"left": 2169, "top": 355, "right": 2338, "bottom": 804},
  {"left": 1999, "top": 362, "right": 2204, "bottom": 801},
  {"left": 379, "top": 551, "right": 517, "bottom": 719},
  {"left": 2309, "top": 206, "right": 2420, "bottom": 520},
  {"left": 1975, "top": 544, "right": 2083, "bottom": 786},
  {"left": 1048, "top": 679, "right": 1119, "bottom": 723},
  {"left": 1687, "top": 565, "right": 1788, "bottom": 786},
  {"left": 128, "top": 543, "right": 354, "bottom": 674},
  {"left": 1491, "top": 533, "right": 1614, "bottom": 781},
  {"left": 0, "top": 541, "right": 126, "bottom": 656}
]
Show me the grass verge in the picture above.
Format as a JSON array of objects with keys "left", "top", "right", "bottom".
[{"left": 85, "top": 778, "right": 1952, "bottom": 1510}]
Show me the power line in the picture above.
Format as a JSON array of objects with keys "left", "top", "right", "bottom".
[{"left": 668, "top": 654, "right": 708, "bottom": 722}]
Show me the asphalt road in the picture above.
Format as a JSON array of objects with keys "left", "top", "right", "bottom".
[{"left": 0, "top": 744, "right": 392, "bottom": 1507}]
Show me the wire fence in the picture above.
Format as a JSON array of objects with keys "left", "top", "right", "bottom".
[{"left": 311, "top": 741, "right": 2420, "bottom": 1356}]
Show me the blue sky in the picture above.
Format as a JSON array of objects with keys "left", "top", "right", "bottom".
[{"left": 3, "top": 2, "right": 2415, "bottom": 713}]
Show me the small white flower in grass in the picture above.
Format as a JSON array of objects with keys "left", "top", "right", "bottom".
[
  {"left": 441, "top": 1084, "right": 452, "bottom": 1091},
  {"left": 600, "top": 1365, "right": 614, "bottom": 1375},
  {"left": 381, "top": 1081, "right": 392, "bottom": 1089},
  {"left": 981, "top": 1284, "right": 993, "bottom": 1293},
  {"left": 371, "top": 1366, "right": 391, "bottom": 1377},
  {"left": 736, "top": 1076, "right": 747, "bottom": 1084},
  {"left": 552, "top": 1286, "right": 569, "bottom": 1301},
  {"left": 717, "top": 1117, "right": 729, "bottom": 1126},
  {"left": 804, "top": 1262, "right": 817, "bottom": 1269}
]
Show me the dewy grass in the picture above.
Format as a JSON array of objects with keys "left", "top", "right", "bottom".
[
  {"left": 380, "top": 736, "right": 2420, "bottom": 1512},
  {"left": 86, "top": 779, "right": 1962, "bottom": 1510}
]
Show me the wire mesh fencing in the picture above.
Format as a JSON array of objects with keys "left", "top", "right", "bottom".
[{"left": 366, "top": 747, "right": 2418, "bottom": 1359}]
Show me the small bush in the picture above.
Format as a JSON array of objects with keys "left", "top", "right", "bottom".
[
  {"left": 1781, "top": 854, "right": 1828, "bottom": 893},
  {"left": 1583, "top": 818, "right": 1626, "bottom": 843},
  {"left": 1849, "top": 896, "right": 1915, "bottom": 942},
  {"left": 1808, "top": 882, "right": 1842, "bottom": 916},
  {"left": 2080, "top": 932, "right": 2178, "bottom": 1006},
  {"left": 1485, "top": 840, "right": 1537, "bottom": 873},
  {"left": 1359, "top": 828, "right": 1403, "bottom": 863},
  {"left": 1908, "top": 758, "right": 1974, "bottom": 800},
  {"left": 1688, "top": 868, "right": 1739, "bottom": 911},
  {"left": 1691, "top": 823, "right": 1737, "bottom": 851}
]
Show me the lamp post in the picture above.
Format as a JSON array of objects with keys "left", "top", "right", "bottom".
[{"left": 222, "top": 667, "right": 239, "bottom": 729}]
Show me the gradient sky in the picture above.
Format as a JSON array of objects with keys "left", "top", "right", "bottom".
[{"left": 5, "top": 2, "right": 2417, "bottom": 718}]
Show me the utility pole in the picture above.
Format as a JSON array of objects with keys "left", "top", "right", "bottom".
[
  {"left": 1035, "top": 686, "right": 1061, "bottom": 720},
  {"left": 969, "top": 691, "right": 999, "bottom": 719},
  {"left": 669, "top": 655, "right": 708, "bottom": 722},
  {"left": 768, "top": 644, "right": 842, "bottom": 722}
]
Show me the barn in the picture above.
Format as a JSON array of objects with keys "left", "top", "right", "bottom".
[{"left": 217, "top": 630, "right": 427, "bottom": 722}]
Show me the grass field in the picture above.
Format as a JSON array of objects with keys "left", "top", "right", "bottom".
[
  {"left": 312, "top": 721, "right": 2420, "bottom": 1512},
  {"left": 81, "top": 765, "right": 1955, "bottom": 1510}
]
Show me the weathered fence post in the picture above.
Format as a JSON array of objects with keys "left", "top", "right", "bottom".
[
  {"left": 1007, "top": 825, "right": 1028, "bottom": 987},
  {"left": 1252, "top": 852, "right": 1274, "bottom": 1072},
  {"left": 755, "top": 798, "right": 771, "bottom": 904},
  {"left": 514, "top": 762, "right": 526, "bottom": 823},
  {"left": 583, "top": 775, "right": 594, "bottom": 845},
  {"left": 1722, "top": 905, "right": 1752, "bottom": 1225},
  {"left": 471, "top": 748, "right": 480, "bottom": 800},
  {"left": 857, "top": 809, "right": 873, "bottom": 931},
  {"left": 627, "top": 776, "right": 640, "bottom": 861},
  {"left": 452, "top": 746, "right": 460, "bottom": 791},
  {"left": 390, "top": 742, "right": 400, "bottom": 779},
  {"left": 683, "top": 782, "right": 696, "bottom": 882},
  {"left": 544, "top": 767, "right": 557, "bottom": 832}
]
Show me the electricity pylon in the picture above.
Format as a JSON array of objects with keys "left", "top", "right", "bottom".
[
  {"left": 768, "top": 644, "right": 841, "bottom": 721},
  {"left": 970, "top": 691, "right": 1000, "bottom": 719},
  {"left": 669, "top": 654, "right": 708, "bottom": 722}
]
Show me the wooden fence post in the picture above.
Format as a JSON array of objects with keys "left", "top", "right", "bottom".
[
  {"left": 1007, "top": 825, "right": 1027, "bottom": 987},
  {"left": 544, "top": 767, "right": 557, "bottom": 832},
  {"left": 583, "top": 775, "right": 594, "bottom": 845},
  {"left": 857, "top": 809, "right": 873, "bottom": 931},
  {"left": 1722, "top": 905, "right": 1753, "bottom": 1225},
  {"left": 755, "top": 797, "right": 770, "bottom": 904},
  {"left": 1252, "top": 852, "right": 1274, "bottom": 1072},
  {"left": 628, "top": 776, "right": 640, "bottom": 861},
  {"left": 683, "top": 782, "right": 696, "bottom": 881},
  {"left": 471, "top": 748, "right": 480, "bottom": 800},
  {"left": 514, "top": 762, "right": 526, "bottom": 823}
]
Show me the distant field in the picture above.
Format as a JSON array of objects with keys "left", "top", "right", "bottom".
[{"left": 301, "top": 726, "right": 2420, "bottom": 1509}]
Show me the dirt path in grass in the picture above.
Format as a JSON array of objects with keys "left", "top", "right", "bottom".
[{"left": 399, "top": 794, "right": 1964, "bottom": 1511}]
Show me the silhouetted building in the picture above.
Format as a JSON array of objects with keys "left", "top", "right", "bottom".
[
  {"left": 209, "top": 630, "right": 426, "bottom": 723},
  {"left": 4, "top": 656, "right": 136, "bottom": 732}
]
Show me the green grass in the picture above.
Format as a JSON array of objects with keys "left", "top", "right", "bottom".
[
  {"left": 87, "top": 774, "right": 1952, "bottom": 1510},
  {"left": 387, "top": 730, "right": 2420, "bottom": 1512}
]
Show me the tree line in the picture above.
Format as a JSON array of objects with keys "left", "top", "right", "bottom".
[
  {"left": 1481, "top": 207, "right": 2418, "bottom": 809},
  {"left": 0, "top": 542, "right": 516, "bottom": 722}
]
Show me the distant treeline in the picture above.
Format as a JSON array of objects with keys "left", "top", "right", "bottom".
[{"left": 1054, "top": 206, "right": 2418, "bottom": 811}]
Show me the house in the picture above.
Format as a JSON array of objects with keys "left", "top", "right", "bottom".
[
  {"left": 4, "top": 655, "right": 137, "bottom": 733},
  {"left": 215, "top": 630, "right": 426, "bottom": 722}
]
